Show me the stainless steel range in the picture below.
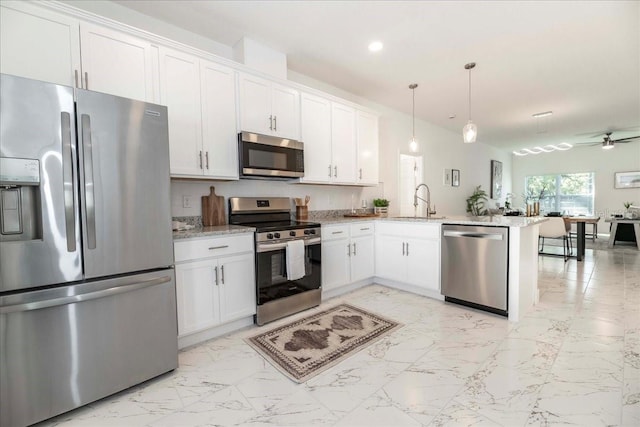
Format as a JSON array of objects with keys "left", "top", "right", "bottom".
[{"left": 229, "top": 197, "right": 321, "bottom": 325}]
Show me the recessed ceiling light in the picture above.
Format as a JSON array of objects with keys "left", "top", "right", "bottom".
[
  {"left": 532, "top": 111, "right": 553, "bottom": 118},
  {"left": 368, "top": 41, "right": 383, "bottom": 52}
]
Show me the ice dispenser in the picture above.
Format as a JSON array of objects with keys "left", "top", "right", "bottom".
[{"left": 0, "top": 157, "right": 42, "bottom": 240}]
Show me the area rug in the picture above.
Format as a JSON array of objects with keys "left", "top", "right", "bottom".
[{"left": 246, "top": 304, "right": 403, "bottom": 383}]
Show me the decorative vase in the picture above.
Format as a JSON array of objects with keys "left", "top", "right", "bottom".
[
  {"left": 374, "top": 207, "right": 388, "bottom": 217},
  {"left": 534, "top": 201, "right": 540, "bottom": 216}
]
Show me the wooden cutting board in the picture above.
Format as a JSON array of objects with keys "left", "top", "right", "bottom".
[{"left": 202, "top": 186, "right": 226, "bottom": 226}]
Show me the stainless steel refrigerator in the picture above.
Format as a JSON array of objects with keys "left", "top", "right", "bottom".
[{"left": 0, "top": 74, "right": 178, "bottom": 427}]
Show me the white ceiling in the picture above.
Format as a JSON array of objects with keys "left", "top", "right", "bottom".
[{"left": 114, "top": 0, "right": 640, "bottom": 151}]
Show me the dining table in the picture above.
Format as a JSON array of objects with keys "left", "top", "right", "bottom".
[{"left": 562, "top": 215, "right": 601, "bottom": 261}]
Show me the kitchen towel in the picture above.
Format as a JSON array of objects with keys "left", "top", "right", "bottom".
[{"left": 286, "top": 239, "right": 305, "bottom": 281}]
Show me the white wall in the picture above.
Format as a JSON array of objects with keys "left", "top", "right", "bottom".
[{"left": 512, "top": 143, "right": 640, "bottom": 233}]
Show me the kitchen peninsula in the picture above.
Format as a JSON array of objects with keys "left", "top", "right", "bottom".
[{"left": 316, "top": 215, "right": 547, "bottom": 323}]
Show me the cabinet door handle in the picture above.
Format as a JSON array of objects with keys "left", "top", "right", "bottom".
[
  {"left": 84, "top": 72, "right": 89, "bottom": 89},
  {"left": 269, "top": 115, "right": 273, "bottom": 130},
  {"left": 334, "top": 166, "right": 337, "bottom": 177},
  {"left": 74, "top": 70, "right": 79, "bottom": 88},
  {"left": 402, "top": 242, "right": 405, "bottom": 256},
  {"left": 205, "top": 151, "right": 209, "bottom": 169},
  {"left": 359, "top": 168, "right": 362, "bottom": 180},
  {"left": 208, "top": 245, "right": 229, "bottom": 250},
  {"left": 273, "top": 115, "right": 277, "bottom": 131},
  {"left": 406, "top": 242, "right": 409, "bottom": 256},
  {"left": 221, "top": 265, "right": 225, "bottom": 284},
  {"left": 353, "top": 242, "right": 357, "bottom": 256},
  {"left": 214, "top": 266, "right": 219, "bottom": 286},
  {"left": 328, "top": 165, "right": 332, "bottom": 177},
  {"left": 199, "top": 151, "right": 203, "bottom": 169},
  {"left": 347, "top": 243, "right": 351, "bottom": 257}
]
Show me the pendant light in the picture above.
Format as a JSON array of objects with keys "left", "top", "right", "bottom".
[
  {"left": 463, "top": 62, "right": 477, "bottom": 143},
  {"left": 409, "top": 83, "right": 418, "bottom": 152}
]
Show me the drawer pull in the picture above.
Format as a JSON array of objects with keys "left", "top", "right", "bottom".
[
  {"left": 360, "top": 227, "right": 370, "bottom": 231},
  {"left": 332, "top": 231, "right": 344, "bottom": 234},
  {"left": 209, "top": 245, "right": 229, "bottom": 250}
]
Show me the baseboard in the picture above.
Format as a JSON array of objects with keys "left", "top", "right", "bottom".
[
  {"left": 178, "top": 316, "right": 254, "bottom": 350},
  {"left": 374, "top": 277, "right": 444, "bottom": 300},
  {"left": 322, "top": 278, "right": 373, "bottom": 300}
]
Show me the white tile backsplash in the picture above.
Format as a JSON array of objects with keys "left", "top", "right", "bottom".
[{"left": 170, "top": 179, "right": 383, "bottom": 218}]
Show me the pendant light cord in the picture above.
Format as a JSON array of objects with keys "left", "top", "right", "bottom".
[
  {"left": 412, "top": 87, "right": 416, "bottom": 139},
  {"left": 468, "top": 68, "right": 472, "bottom": 121}
]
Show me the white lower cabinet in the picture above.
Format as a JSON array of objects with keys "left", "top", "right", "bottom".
[
  {"left": 174, "top": 234, "right": 255, "bottom": 341},
  {"left": 322, "top": 222, "right": 375, "bottom": 294},
  {"left": 375, "top": 222, "right": 441, "bottom": 293}
]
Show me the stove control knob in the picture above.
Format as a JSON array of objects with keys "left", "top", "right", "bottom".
[
  {"left": 309, "top": 229, "right": 316, "bottom": 235},
  {"left": 289, "top": 231, "right": 296, "bottom": 237},
  {"left": 266, "top": 233, "right": 274, "bottom": 239},
  {"left": 303, "top": 229, "right": 310, "bottom": 235},
  {"left": 274, "top": 232, "right": 281, "bottom": 239}
]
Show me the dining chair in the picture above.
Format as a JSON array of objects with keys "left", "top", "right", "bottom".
[{"left": 539, "top": 217, "right": 571, "bottom": 261}]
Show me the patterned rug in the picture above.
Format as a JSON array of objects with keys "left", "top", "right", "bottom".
[{"left": 246, "top": 304, "right": 402, "bottom": 383}]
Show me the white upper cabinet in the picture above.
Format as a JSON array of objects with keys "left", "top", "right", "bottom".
[
  {"left": 300, "top": 92, "right": 378, "bottom": 186},
  {"left": 300, "top": 93, "right": 332, "bottom": 183},
  {"left": 159, "top": 47, "right": 203, "bottom": 176},
  {"left": 0, "top": 2, "right": 81, "bottom": 87},
  {"left": 356, "top": 110, "right": 379, "bottom": 185},
  {"left": 238, "top": 73, "right": 300, "bottom": 140},
  {"left": 200, "top": 60, "right": 239, "bottom": 179},
  {"left": 330, "top": 102, "right": 357, "bottom": 184},
  {"left": 80, "top": 23, "right": 157, "bottom": 102},
  {"left": 159, "top": 47, "right": 238, "bottom": 179}
]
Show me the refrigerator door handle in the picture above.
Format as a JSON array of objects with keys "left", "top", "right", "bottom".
[
  {"left": 81, "top": 114, "right": 97, "bottom": 249},
  {"left": 0, "top": 275, "right": 171, "bottom": 314},
  {"left": 61, "top": 112, "right": 76, "bottom": 252}
]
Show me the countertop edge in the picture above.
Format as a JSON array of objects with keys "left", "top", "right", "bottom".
[
  {"left": 173, "top": 225, "right": 256, "bottom": 240},
  {"left": 312, "top": 216, "right": 548, "bottom": 227}
]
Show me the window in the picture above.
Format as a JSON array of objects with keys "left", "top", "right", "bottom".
[{"left": 525, "top": 172, "right": 595, "bottom": 215}]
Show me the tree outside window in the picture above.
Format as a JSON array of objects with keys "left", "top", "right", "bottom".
[{"left": 525, "top": 173, "right": 594, "bottom": 215}]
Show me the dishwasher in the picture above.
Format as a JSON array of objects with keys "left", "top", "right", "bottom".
[{"left": 441, "top": 224, "right": 509, "bottom": 316}]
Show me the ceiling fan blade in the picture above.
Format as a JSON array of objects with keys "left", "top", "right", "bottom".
[
  {"left": 612, "top": 135, "right": 640, "bottom": 143},
  {"left": 575, "top": 126, "right": 640, "bottom": 138}
]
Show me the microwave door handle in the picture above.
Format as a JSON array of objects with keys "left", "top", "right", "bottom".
[{"left": 81, "top": 114, "right": 97, "bottom": 250}]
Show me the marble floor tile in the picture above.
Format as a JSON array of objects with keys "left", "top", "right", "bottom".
[{"left": 37, "top": 244, "right": 638, "bottom": 426}]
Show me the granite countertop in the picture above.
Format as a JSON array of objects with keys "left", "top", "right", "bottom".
[
  {"left": 311, "top": 215, "right": 548, "bottom": 228},
  {"left": 382, "top": 215, "right": 548, "bottom": 227},
  {"left": 173, "top": 224, "right": 255, "bottom": 240},
  {"left": 307, "top": 216, "right": 381, "bottom": 225}
]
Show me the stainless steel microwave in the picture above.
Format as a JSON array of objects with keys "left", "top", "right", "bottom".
[{"left": 238, "top": 132, "right": 304, "bottom": 179}]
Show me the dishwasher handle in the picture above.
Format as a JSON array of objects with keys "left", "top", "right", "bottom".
[{"left": 443, "top": 230, "right": 504, "bottom": 240}]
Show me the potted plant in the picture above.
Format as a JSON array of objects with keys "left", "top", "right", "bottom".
[
  {"left": 373, "top": 198, "right": 390, "bottom": 217},
  {"left": 466, "top": 186, "right": 488, "bottom": 216},
  {"left": 624, "top": 201, "right": 634, "bottom": 218}
]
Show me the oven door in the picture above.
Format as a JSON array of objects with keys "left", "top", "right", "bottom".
[
  {"left": 238, "top": 132, "right": 304, "bottom": 178},
  {"left": 255, "top": 237, "right": 321, "bottom": 305}
]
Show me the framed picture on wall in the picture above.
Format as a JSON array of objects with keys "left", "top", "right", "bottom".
[
  {"left": 452, "top": 169, "right": 460, "bottom": 187},
  {"left": 614, "top": 171, "right": 640, "bottom": 189},
  {"left": 490, "top": 160, "right": 503, "bottom": 199}
]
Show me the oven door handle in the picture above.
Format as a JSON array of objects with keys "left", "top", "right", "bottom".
[{"left": 257, "top": 237, "right": 321, "bottom": 253}]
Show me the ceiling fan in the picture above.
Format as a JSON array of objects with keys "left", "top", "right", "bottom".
[{"left": 576, "top": 132, "right": 640, "bottom": 150}]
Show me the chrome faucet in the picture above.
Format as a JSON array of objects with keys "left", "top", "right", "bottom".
[{"left": 414, "top": 183, "right": 436, "bottom": 218}]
